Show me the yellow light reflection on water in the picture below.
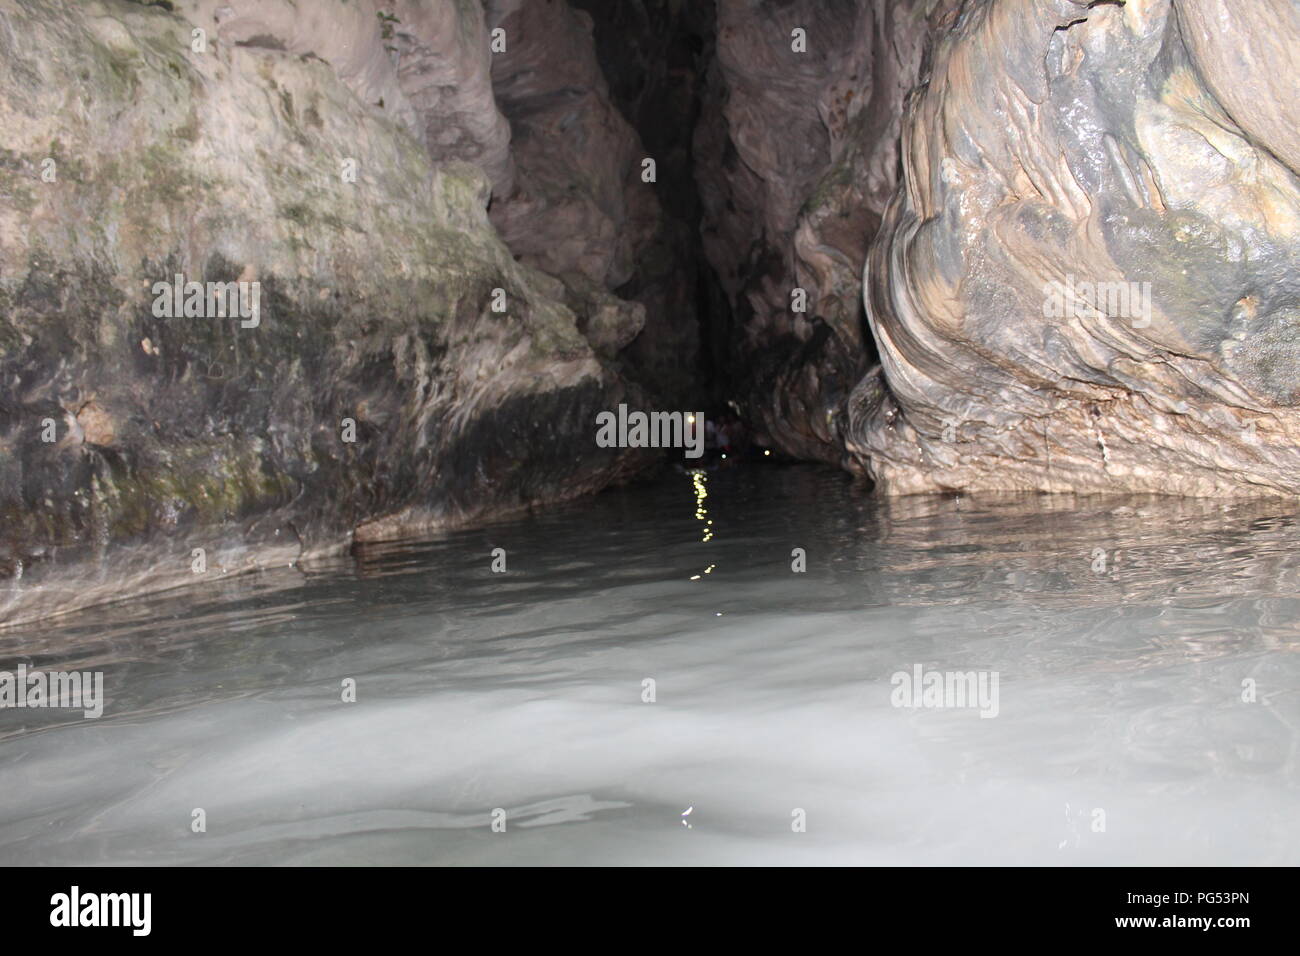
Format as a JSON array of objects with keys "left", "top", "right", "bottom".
[{"left": 690, "top": 469, "right": 712, "bottom": 543}]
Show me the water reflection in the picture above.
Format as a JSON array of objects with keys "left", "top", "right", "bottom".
[{"left": 0, "top": 465, "right": 1297, "bottom": 864}]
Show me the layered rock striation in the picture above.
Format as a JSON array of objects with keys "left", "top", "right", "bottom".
[
  {"left": 851, "top": 0, "right": 1300, "bottom": 495},
  {"left": 0, "top": 0, "right": 669, "bottom": 625}
]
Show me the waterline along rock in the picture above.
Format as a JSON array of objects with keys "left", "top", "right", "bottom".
[
  {"left": 3, "top": 0, "right": 1300, "bottom": 629},
  {"left": 847, "top": 0, "right": 1300, "bottom": 496},
  {"left": 0, "top": 0, "right": 659, "bottom": 626}
]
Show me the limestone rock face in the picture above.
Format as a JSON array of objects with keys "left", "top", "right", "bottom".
[
  {"left": 5, "top": 0, "right": 1297, "bottom": 632},
  {"left": 485, "top": 0, "right": 699, "bottom": 406},
  {"left": 851, "top": 0, "right": 1300, "bottom": 496},
  {"left": 0, "top": 0, "right": 651, "bottom": 625},
  {"left": 696, "top": 0, "right": 947, "bottom": 463},
  {"left": 186, "top": 0, "right": 516, "bottom": 194},
  {"left": 487, "top": 0, "right": 647, "bottom": 289},
  {"left": 567, "top": 0, "right": 718, "bottom": 410}
]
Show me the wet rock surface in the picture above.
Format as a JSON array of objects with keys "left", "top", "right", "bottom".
[
  {"left": 693, "top": 0, "right": 1300, "bottom": 498},
  {"left": 696, "top": 0, "right": 949, "bottom": 464},
  {"left": 487, "top": 0, "right": 706, "bottom": 409},
  {"left": 852, "top": 0, "right": 1300, "bottom": 495},
  {"left": 0, "top": 0, "right": 656, "bottom": 625},
  {"left": 3, "top": 0, "right": 1299, "bottom": 627}
]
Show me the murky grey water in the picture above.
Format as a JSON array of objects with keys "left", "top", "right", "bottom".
[{"left": 1, "top": 463, "right": 1298, "bottom": 865}]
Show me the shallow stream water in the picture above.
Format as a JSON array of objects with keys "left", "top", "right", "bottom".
[{"left": 1, "top": 463, "right": 1297, "bottom": 865}]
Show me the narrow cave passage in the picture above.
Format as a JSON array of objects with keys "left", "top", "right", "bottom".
[{"left": 1, "top": 0, "right": 1298, "bottom": 878}]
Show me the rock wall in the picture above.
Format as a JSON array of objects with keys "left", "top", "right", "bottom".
[
  {"left": 567, "top": 0, "right": 718, "bottom": 410},
  {"left": 696, "top": 0, "right": 950, "bottom": 463},
  {"left": 697, "top": 0, "right": 1300, "bottom": 497},
  {"left": 487, "top": 0, "right": 703, "bottom": 408},
  {"left": 850, "top": 0, "right": 1300, "bottom": 495},
  {"left": 4, "top": 0, "right": 1296, "bottom": 629},
  {"left": 0, "top": 0, "right": 659, "bottom": 626}
]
